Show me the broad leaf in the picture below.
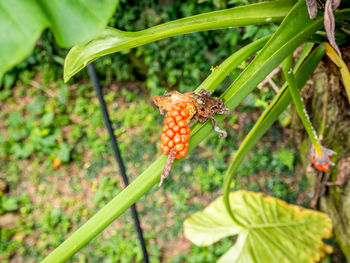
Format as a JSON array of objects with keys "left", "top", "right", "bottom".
[
  {"left": 63, "top": 0, "right": 296, "bottom": 81},
  {"left": 184, "top": 191, "right": 333, "bottom": 263},
  {"left": 0, "top": 0, "right": 119, "bottom": 76}
]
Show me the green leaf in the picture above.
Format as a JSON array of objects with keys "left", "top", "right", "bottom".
[
  {"left": 277, "top": 148, "right": 295, "bottom": 170},
  {"left": 220, "top": 0, "right": 324, "bottom": 110},
  {"left": 63, "top": 0, "right": 296, "bottom": 81},
  {"left": 223, "top": 45, "right": 326, "bottom": 221},
  {"left": 0, "top": 0, "right": 119, "bottom": 76},
  {"left": 184, "top": 190, "right": 333, "bottom": 263}
]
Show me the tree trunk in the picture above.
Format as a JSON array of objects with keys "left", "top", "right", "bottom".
[{"left": 296, "top": 51, "right": 350, "bottom": 261}]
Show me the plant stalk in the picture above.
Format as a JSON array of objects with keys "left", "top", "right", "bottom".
[{"left": 282, "top": 55, "right": 323, "bottom": 156}]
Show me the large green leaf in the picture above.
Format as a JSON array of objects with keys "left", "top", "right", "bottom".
[
  {"left": 63, "top": 0, "right": 296, "bottom": 82},
  {"left": 184, "top": 190, "right": 333, "bottom": 263},
  {"left": 0, "top": 0, "right": 119, "bottom": 76},
  {"left": 222, "top": 44, "right": 325, "bottom": 222}
]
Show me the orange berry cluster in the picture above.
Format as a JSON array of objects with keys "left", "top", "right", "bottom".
[
  {"left": 160, "top": 102, "right": 191, "bottom": 159},
  {"left": 311, "top": 154, "right": 331, "bottom": 172}
]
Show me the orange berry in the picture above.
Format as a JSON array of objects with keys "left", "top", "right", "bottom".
[
  {"left": 163, "top": 146, "right": 170, "bottom": 154},
  {"left": 184, "top": 142, "right": 189, "bottom": 148},
  {"left": 166, "top": 129, "right": 174, "bottom": 138},
  {"left": 175, "top": 153, "right": 181, "bottom": 159},
  {"left": 173, "top": 134, "right": 181, "bottom": 144},
  {"left": 171, "top": 111, "right": 180, "bottom": 117},
  {"left": 178, "top": 120, "right": 187, "bottom": 128},
  {"left": 173, "top": 125, "right": 180, "bottom": 133},
  {"left": 175, "top": 143, "right": 184, "bottom": 152},
  {"left": 180, "top": 128, "right": 187, "bottom": 134},
  {"left": 161, "top": 134, "right": 170, "bottom": 145},
  {"left": 180, "top": 109, "right": 189, "bottom": 118},
  {"left": 165, "top": 117, "right": 174, "bottom": 125},
  {"left": 178, "top": 102, "right": 186, "bottom": 108},
  {"left": 168, "top": 121, "right": 176, "bottom": 129},
  {"left": 162, "top": 125, "right": 168, "bottom": 132},
  {"left": 160, "top": 144, "right": 164, "bottom": 150},
  {"left": 186, "top": 128, "right": 191, "bottom": 134},
  {"left": 179, "top": 148, "right": 188, "bottom": 157},
  {"left": 168, "top": 140, "right": 175, "bottom": 148},
  {"left": 175, "top": 115, "right": 183, "bottom": 122},
  {"left": 166, "top": 112, "right": 172, "bottom": 117},
  {"left": 181, "top": 135, "right": 188, "bottom": 143}
]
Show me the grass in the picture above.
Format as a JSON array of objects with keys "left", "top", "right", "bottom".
[{"left": 0, "top": 65, "right": 311, "bottom": 262}]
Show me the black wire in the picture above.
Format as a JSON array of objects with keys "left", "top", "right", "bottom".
[{"left": 87, "top": 63, "right": 149, "bottom": 263}]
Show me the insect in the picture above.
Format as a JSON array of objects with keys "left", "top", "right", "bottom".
[{"left": 153, "top": 89, "right": 228, "bottom": 186}]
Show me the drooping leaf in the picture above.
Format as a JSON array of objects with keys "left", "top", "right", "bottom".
[
  {"left": 184, "top": 190, "right": 333, "bottom": 263},
  {"left": 0, "top": 0, "right": 119, "bottom": 76},
  {"left": 63, "top": 0, "right": 296, "bottom": 81}
]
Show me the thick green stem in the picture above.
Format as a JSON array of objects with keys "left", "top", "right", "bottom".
[{"left": 282, "top": 55, "right": 323, "bottom": 156}]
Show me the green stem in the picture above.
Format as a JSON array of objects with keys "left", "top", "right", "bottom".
[
  {"left": 41, "top": 36, "right": 268, "bottom": 263},
  {"left": 282, "top": 55, "right": 323, "bottom": 156}
]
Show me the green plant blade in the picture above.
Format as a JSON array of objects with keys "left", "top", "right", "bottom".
[
  {"left": 282, "top": 54, "right": 323, "bottom": 154},
  {"left": 63, "top": 0, "right": 296, "bottom": 82},
  {"left": 42, "top": 36, "right": 268, "bottom": 263},
  {"left": 184, "top": 191, "right": 333, "bottom": 263},
  {"left": 222, "top": 45, "right": 325, "bottom": 222},
  {"left": 220, "top": 0, "right": 324, "bottom": 110},
  {"left": 0, "top": 0, "right": 119, "bottom": 76}
]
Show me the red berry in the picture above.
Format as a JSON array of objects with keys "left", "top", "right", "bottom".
[
  {"left": 175, "top": 115, "right": 183, "bottom": 123},
  {"left": 166, "top": 129, "right": 174, "bottom": 138},
  {"left": 171, "top": 111, "right": 179, "bottom": 117},
  {"left": 174, "top": 134, "right": 181, "bottom": 144},
  {"left": 173, "top": 125, "right": 180, "bottom": 133},
  {"left": 175, "top": 143, "right": 184, "bottom": 152},
  {"left": 159, "top": 102, "right": 192, "bottom": 159},
  {"left": 180, "top": 109, "right": 189, "bottom": 118},
  {"left": 168, "top": 121, "right": 176, "bottom": 129},
  {"left": 165, "top": 117, "right": 174, "bottom": 125},
  {"left": 178, "top": 120, "right": 187, "bottom": 128},
  {"left": 168, "top": 140, "right": 175, "bottom": 148}
]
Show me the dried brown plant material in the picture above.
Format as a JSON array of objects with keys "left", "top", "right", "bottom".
[
  {"left": 305, "top": 0, "right": 342, "bottom": 56},
  {"left": 191, "top": 89, "right": 229, "bottom": 123},
  {"left": 324, "top": 0, "right": 341, "bottom": 56},
  {"left": 305, "top": 0, "right": 320, "bottom": 19},
  {"left": 159, "top": 149, "right": 176, "bottom": 186}
]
